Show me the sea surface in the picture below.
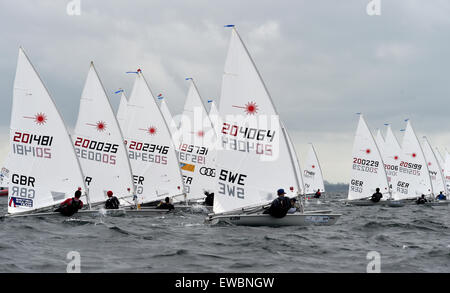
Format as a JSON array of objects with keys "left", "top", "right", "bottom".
[{"left": 0, "top": 193, "right": 449, "bottom": 273}]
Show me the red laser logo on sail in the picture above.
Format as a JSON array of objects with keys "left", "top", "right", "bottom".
[
  {"left": 141, "top": 126, "right": 157, "bottom": 136},
  {"left": 232, "top": 101, "right": 258, "bottom": 115},
  {"left": 86, "top": 121, "right": 107, "bottom": 132},
  {"left": 24, "top": 112, "right": 47, "bottom": 125},
  {"left": 412, "top": 153, "right": 416, "bottom": 158},
  {"left": 366, "top": 149, "right": 371, "bottom": 154}
]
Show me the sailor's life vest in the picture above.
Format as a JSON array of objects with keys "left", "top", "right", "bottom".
[
  {"left": 264, "top": 196, "right": 291, "bottom": 218},
  {"left": 55, "top": 198, "right": 83, "bottom": 216},
  {"left": 105, "top": 196, "right": 120, "bottom": 209}
]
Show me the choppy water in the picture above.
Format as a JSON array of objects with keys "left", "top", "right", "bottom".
[{"left": 0, "top": 193, "right": 449, "bottom": 273}]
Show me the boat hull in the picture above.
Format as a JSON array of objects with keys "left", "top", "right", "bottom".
[
  {"left": 206, "top": 213, "right": 341, "bottom": 227},
  {"left": 4, "top": 208, "right": 127, "bottom": 218},
  {"left": 424, "top": 200, "right": 449, "bottom": 206},
  {"left": 346, "top": 199, "right": 405, "bottom": 207}
]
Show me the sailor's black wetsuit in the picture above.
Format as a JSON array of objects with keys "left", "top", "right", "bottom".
[
  {"left": 105, "top": 196, "right": 120, "bottom": 209},
  {"left": 156, "top": 202, "right": 175, "bottom": 211},
  {"left": 264, "top": 196, "right": 291, "bottom": 218},
  {"left": 55, "top": 198, "right": 83, "bottom": 216},
  {"left": 370, "top": 192, "right": 382, "bottom": 203}
]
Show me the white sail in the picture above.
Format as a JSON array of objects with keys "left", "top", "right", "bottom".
[
  {"left": 283, "top": 122, "right": 305, "bottom": 197},
  {"left": 158, "top": 96, "right": 178, "bottom": 138},
  {"left": 73, "top": 63, "right": 135, "bottom": 206},
  {"left": 375, "top": 129, "right": 385, "bottom": 156},
  {"left": 303, "top": 143, "right": 325, "bottom": 195},
  {"left": 122, "top": 70, "right": 184, "bottom": 204},
  {"left": 444, "top": 151, "right": 450, "bottom": 193},
  {"left": 382, "top": 124, "right": 402, "bottom": 189},
  {"left": 348, "top": 115, "right": 389, "bottom": 201},
  {"left": 116, "top": 91, "right": 128, "bottom": 133},
  {"left": 177, "top": 79, "right": 217, "bottom": 201},
  {"left": 422, "top": 136, "right": 446, "bottom": 196},
  {"left": 213, "top": 27, "right": 302, "bottom": 214},
  {"left": 8, "top": 48, "right": 86, "bottom": 214},
  {"left": 393, "top": 121, "right": 432, "bottom": 200}
]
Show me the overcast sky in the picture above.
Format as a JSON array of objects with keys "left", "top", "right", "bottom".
[{"left": 1, "top": 0, "right": 450, "bottom": 183}]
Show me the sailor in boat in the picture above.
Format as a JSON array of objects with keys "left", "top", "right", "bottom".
[
  {"left": 54, "top": 189, "right": 84, "bottom": 216},
  {"left": 370, "top": 188, "right": 383, "bottom": 203},
  {"left": 287, "top": 198, "right": 298, "bottom": 214},
  {"left": 156, "top": 197, "right": 175, "bottom": 211},
  {"left": 435, "top": 191, "right": 447, "bottom": 201},
  {"left": 263, "top": 189, "right": 292, "bottom": 218},
  {"left": 416, "top": 194, "right": 428, "bottom": 205},
  {"left": 314, "top": 189, "right": 321, "bottom": 199},
  {"left": 203, "top": 191, "right": 214, "bottom": 206},
  {"left": 104, "top": 190, "right": 120, "bottom": 209}
]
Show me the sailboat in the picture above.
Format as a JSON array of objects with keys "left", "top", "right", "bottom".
[
  {"left": 5, "top": 48, "right": 88, "bottom": 217},
  {"left": 206, "top": 26, "right": 340, "bottom": 226},
  {"left": 375, "top": 129, "right": 385, "bottom": 156},
  {"left": 444, "top": 151, "right": 450, "bottom": 194},
  {"left": 421, "top": 137, "right": 449, "bottom": 206},
  {"left": 303, "top": 143, "right": 325, "bottom": 198},
  {"left": 392, "top": 120, "right": 433, "bottom": 201},
  {"left": 422, "top": 137, "right": 446, "bottom": 196},
  {"left": 346, "top": 115, "right": 396, "bottom": 206},
  {"left": 177, "top": 78, "right": 217, "bottom": 204},
  {"left": 121, "top": 69, "right": 185, "bottom": 207},
  {"left": 72, "top": 63, "right": 135, "bottom": 208}
]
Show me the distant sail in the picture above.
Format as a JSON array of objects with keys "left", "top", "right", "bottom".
[
  {"left": 122, "top": 71, "right": 184, "bottom": 204},
  {"left": 382, "top": 125, "right": 402, "bottom": 188},
  {"left": 73, "top": 63, "right": 135, "bottom": 206},
  {"left": 177, "top": 79, "right": 217, "bottom": 201},
  {"left": 208, "top": 100, "right": 221, "bottom": 136},
  {"left": 8, "top": 48, "right": 86, "bottom": 214},
  {"left": 393, "top": 121, "right": 432, "bottom": 200},
  {"left": 421, "top": 137, "right": 446, "bottom": 196},
  {"left": 434, "top": 147, "right": 445, "bottom": 174},
  {"left": 375, "top": 129, "right": 385, "bottom": 156},
  {"left": 348, "top": 115, "right": 389, "bottom": 201},
  {"left": 303, "top": 143, "right": 325, "bottom": 195},
  {"left": 116, "top": 91, "right": 128, "bottom": 133}
]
